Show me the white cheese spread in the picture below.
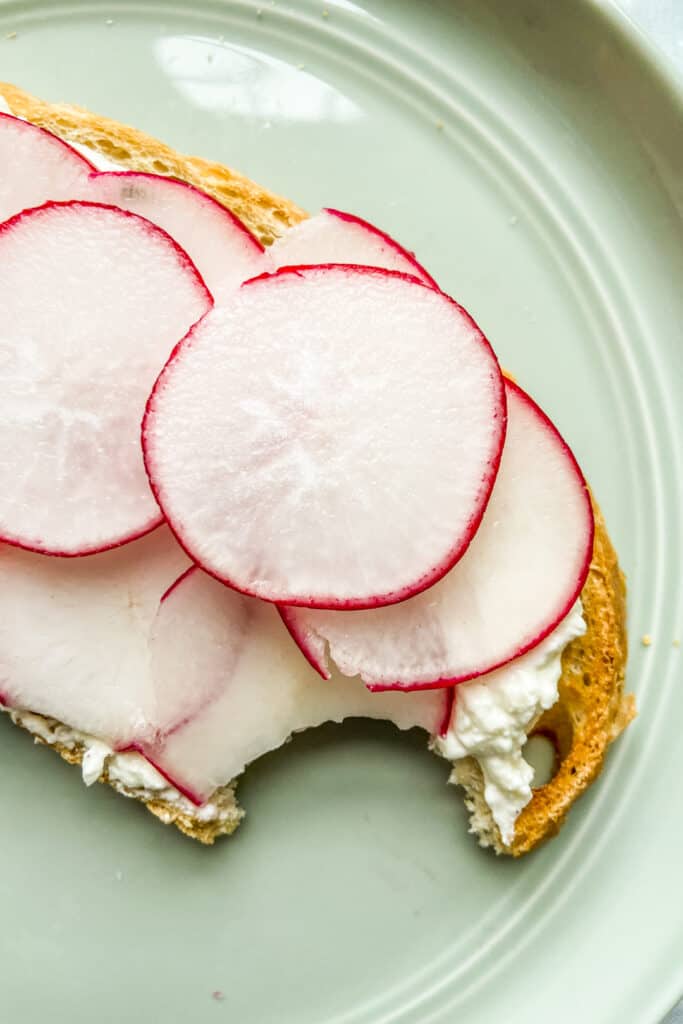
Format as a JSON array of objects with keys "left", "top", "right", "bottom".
[
  {"left": 435, "top": 602, "right": 586, "bottom": 844},
  {"left": 4, "top": 706, "right": 234, "bottom": 824}
]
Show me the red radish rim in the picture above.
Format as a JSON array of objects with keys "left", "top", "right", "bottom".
[
  {"left": 0, "top": 199, "right": 213, "bottom": 558},
  {"left": 240, "top": 261, "right": 428, "bottom": 291},
  {"left": 323, "top": 207, "right": 440, "bottom": 290},
  {"left": 87, "top": 170, "right": 265, "bottom": 255},
  {"left": 438, "top": 689, "right": 455, "bottom": 737},
  {"left": 159, "top": 564, "right": 199, "bottom": 605},
  {"left": 142, "top": 263, "right": 507, "bottom": 610},
  {"left": 153, "top": 566, "right": 233, "bottom": 743},
  {"left": 280, "top": 605, "right": 332, "bottom": 680}
]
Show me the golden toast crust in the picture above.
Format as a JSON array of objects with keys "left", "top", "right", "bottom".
[
  {"left": 0, "top": 83, "right": 634, "bottom": 852},
  {"left": 453, "top": 501, "right": 634, "bottom": 855}
]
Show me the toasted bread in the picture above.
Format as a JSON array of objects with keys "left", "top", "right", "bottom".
[{"left": 0, "top": 82, "right": 635, "bottom": 854}]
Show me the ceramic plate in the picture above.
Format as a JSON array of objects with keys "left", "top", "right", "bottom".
[{"left": 0, "top": 1, "right": 681, "bottom": 1021}]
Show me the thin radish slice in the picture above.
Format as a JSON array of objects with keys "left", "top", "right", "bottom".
[
  {"left": 142, "top": 567, "right": 451, "bottom": 803},
  {"left": 84, "top": 173, "right": 264, "bottom": 299},
  {"left": 143, "top": 264, "right": 505, "bottom": 609},
  {"left": 0, "top": 528, "right": 191, "bottom": 743},
  {"left": 268, "top": 207, "right": 437, "bottom": 287},
  {"left": 281, "top": 380, "right": 594, "bottom": 689},
  {"left": 0, "top": 112, "right": 93, "bottom": 222},
  {"left": 0, "top": 201, "right": 211, "bottom": 555},
  {"left": 0, "top": 115, "right": 264, "bottom": 299}
]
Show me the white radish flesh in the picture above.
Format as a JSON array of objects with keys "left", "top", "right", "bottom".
[
  {"left": 143, "top": 265, "right": 505, "bottom": 609},
  {"left": 143, "top": 568, "right": 452, "bottom": 803},
  {"left": 0, "top": 201, "right": 211, "bottom": 555},
  {"left": 268, "top": 207, "right": 437, "bottom": 286},
  {"left": 281, "top": 381, "right": 594, "bottom": 689},
  {"left": 0, "top": 528, "right": 191, "bottom": 742},
  {"left": 84, "top": 172, "right": 264, "bottom": 299}
]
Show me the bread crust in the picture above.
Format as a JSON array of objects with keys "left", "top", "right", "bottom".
[
  {"left": 452, "top": 500, "right": 634, "bottom": 855},
  {"left": 0, "top": 83, "right": 634, "bottom": 852}
]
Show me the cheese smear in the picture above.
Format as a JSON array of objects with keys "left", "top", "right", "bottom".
[{"left": 435, "top": 602, "right": 586, "bottom": 844}]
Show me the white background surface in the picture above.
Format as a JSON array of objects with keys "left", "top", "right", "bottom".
[{"left": 615, "top": 4, "right": 683, "bottom": 1023}]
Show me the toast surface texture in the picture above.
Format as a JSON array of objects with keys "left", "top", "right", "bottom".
[{"left": 0, "top": 83, "right": 634, "bottom": 853}]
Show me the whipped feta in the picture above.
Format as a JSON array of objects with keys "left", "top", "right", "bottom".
[{"left": 435, "top": 602, "right": 586, "bottom": 845}]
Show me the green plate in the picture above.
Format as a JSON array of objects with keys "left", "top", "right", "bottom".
[{"left": 0, "top": 1, "right": 681, "bottom": 1021}]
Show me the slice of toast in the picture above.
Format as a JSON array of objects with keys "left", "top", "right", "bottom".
[{"left": 0, "top": 82, "right": 635, "bottom": 855}]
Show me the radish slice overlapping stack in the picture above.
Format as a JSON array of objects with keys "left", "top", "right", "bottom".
[
  {"left": 280, "top": 380, "right": 594, "bottom": 689},
  {"left": 140, "top": 567, "right": 453, "bottom": 803},
  {"left": 0, "top": 108, "right": 596, "bottom": 816},
  {"left": 0, "top": 528, "right": 191, "bottom": 742},
  {"left": 0, "top": 113, "right": 265, "bottom": 298},
  {"left": 143, "top": 264, "right": 506, "bottom": 608}
]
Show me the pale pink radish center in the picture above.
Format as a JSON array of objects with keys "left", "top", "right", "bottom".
[
  {"left": 0, "top": 202, "right": 211, "bottom": 555},
  {"left": 143, "top": 265, "right": 505, "bottom": 608}
]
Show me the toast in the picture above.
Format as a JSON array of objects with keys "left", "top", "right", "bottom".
[{"left": 0, "top": 82, "right": 635, "bottom": 855}]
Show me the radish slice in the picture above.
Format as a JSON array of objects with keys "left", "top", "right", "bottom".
[
  {"left": 0, "top": 112, "right": 93, "bottom": 222},
  {"left": 268, "top": 208, "right": 437, "bottom": 287},
  {"left": 281, "top": 381, "right": 594, "bottom": 689},
  {"left": 84, "top": 173, "right": 264, "bottom": 299},
  {"left": 0, "top": 528, "right": 191, "bottom": 743},
  {"left": 143, "top": 567, "right": 452, "bottom": 803},
  {"left": 0, "top": 201, "right": 211, "bottom": 555},
  {"left": 143, "top": 264, "right": 506, "bottom": 609},
  {"left": 0, "top": 115, "right": 264, "bottom": 300}
]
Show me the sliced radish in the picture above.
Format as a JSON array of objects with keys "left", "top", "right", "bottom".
[
  {"left": 0, "top": 112, "right": 93, "bottom": 222},
  {"left": 142, "top": 567, "right": 452, "bottom": 803},
  {"left": 268, "top": 207, "right": 437, "bottom": 287},
  {"left": 84, "top": 173, "right": 264, "bottom": 299},
  {"left": 281, "top": 380, "right": 594, "bottom": 689},
  {"left": 0, "top": 201, "right": 211, "bottom": 555},
  {"left": 143, "top": 265, "right": 505, "bottom": 609},
  {"left": 0, "top": 528, "right": 191, "bottom": 742},
  {"left": 0, "top": 114, "right": 264, "bottom": 300}
]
